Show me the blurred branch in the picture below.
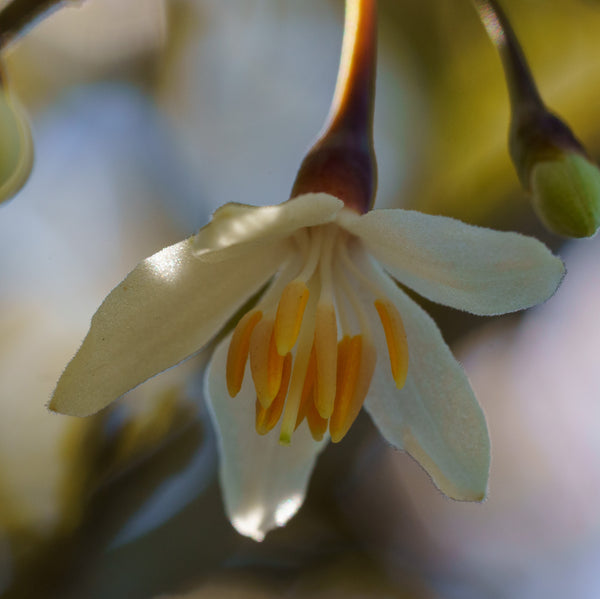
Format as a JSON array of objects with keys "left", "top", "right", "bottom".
[
  {"left": 0, "top": 0, "right": 80, "bottom": 48},
  {"left": 3, "top": 403, "right": 204, "bottom": 599}
]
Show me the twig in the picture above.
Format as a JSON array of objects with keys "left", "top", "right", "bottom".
[{"left": 0, "top": 0, "right": 79, "bottom": 49}]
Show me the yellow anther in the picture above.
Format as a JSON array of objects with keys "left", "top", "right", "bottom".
[
  {"left": 330, "top": 335, "right": 376, "bottom": 443},
  {"left": 226, "top": 309, "right": 263, "bottom": 397},
  {"left": 306, "top": 396, "right": 328, "bottom": 442},
  {"left": 278, "top": 287, "right": 319, "bottom": 445},
  {"left": 374, "top": 299, "right": 409, "bottom": 389},
  {"left": 249, "top": 317, "right": 285, "bottom": 409},
  {"left": 294, "top": 345, "right": 329, "bottom": 440},
  {"left": 274, "top": 280, "right": 310, "bottom": 355},
  {"left": 295, "top": 344, "right": 317, "bottom": 430},
  {"left": 255, "top": 353, "right": 292, "bottom": 435},
  {"left": 314, "top": 303, "right": 338, "bottom": 418},
  {"left": 330, "top": 335, "right": 357, "bottom": 442}
]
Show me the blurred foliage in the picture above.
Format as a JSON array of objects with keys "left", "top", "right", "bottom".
[
  {"left": 164, "top": 552, "right": 432, "bottom": 598},
  {"left": 0, "top": 76, "right": 32, "bottom": 203},
  {"left": 3, "top": 391, "right": 202, "bottom": 599}
]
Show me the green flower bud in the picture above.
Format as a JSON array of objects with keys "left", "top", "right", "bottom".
[
  {"left": 530, "top": 152, "right": 600, "bottom": 238},
  {"left": 509, "top": 108, "right": 600, "bottom": 238},
  {"left": 0, "top": 86, "right": 33, "bottom": 204}
]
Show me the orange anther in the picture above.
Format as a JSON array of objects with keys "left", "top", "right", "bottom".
[
  {"left": 274, "top": 280, "right": 310, "bottom": 355},
  {"left": 306, "top": 398, "right": 328, "bottom": 441},
  {"left": 374, "top": 299, "right": 409, "bottom": 389},
  {"left": 330, "top": 335, "right": 376, "bottom": 442},
  {"left": 293, "top": 344, "right": 328, "bottom": 440},
  {"left": 250, "top": 317, "right": 285, "bottom": 409},
  {"left": 295, "top": 345, "right": 317, "bottom": 430},
  {"left": 256, "top": 353, "right": 293, "bottom": 435},
  {"left": 314, "top": 303, "right": 338, "bottom": 419},
  {"left": 226, "top": 309, "right": 262, "bottom": 397}
]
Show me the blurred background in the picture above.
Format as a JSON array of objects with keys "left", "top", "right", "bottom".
[{"left": 0, "top": 0, "right": 600, "bottom": 597}]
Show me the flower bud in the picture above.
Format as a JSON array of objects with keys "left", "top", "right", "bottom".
[
  {"left": 510, "top": 109, "right": 600, "bottom": 238},
  {"left": 0, "top": 85, "right": 33, "bottom": 204},
  {"left": 530, "top": 152, "right": 600, "bottom": 238}
]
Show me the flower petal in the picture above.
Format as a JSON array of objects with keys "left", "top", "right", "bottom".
[
  {"left": 193, "top": 193, "right": 343, "bottom": 261},
  {"left": 338, "top": 208, "right": 565, "bottom": 315},
  {"left": 205, "top": 334, "right": 327, "bottom": 541},
  {"left": 49, "top": 237, "right": 287, "bottom": 416},
  {"left": 359, "top": 257, "right": 490, "bottom": 501}
]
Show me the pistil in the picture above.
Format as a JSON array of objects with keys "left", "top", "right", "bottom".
[{"left": 314, "top": 227, "right": 339, "bottom": 419}]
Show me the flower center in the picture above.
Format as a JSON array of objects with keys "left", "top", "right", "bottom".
[{"left": 225, "top": 224, "right": 409, "bottom": 444}]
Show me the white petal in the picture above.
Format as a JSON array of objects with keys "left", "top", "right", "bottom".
[
  {"left": 193, "top": 193, "right": 343, "bottom": 261},
  {"left": 338, "top": 208, "right": 565, "bottom": 315},
  {"left": 359, "top": 257, "right": 490, "bottom": 501},
  {"left": 205, "top": 335, "right": 327, "bottom": 541},
  {"left": 50, "top": 237, "right": 286, "bottom": 416}
]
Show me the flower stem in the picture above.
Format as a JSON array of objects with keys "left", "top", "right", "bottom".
[
  {"left": 327, "top": 0, "right": 377, "bottom": 139},
  {"left": 472, "top": 0, "right": 587, "bottom": 186},
  {"left": 291, "top": 0, "right": 378, "bottom": 214},
  {"left": 0, "top": 0, "right": 77, "bottom": 49}
]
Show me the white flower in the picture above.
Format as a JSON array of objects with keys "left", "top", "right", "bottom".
[{"left": 49, "top": 193, "right": 564, "bottom": 541}]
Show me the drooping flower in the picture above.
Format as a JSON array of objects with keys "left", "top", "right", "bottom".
[
  {"left": 48, "top": 192, "right": 565, "bottom": 539},
  {"left": 49, "top": 0, "right": 565, "bottom": 541}
]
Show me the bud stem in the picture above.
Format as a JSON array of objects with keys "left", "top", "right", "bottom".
[
  {"left": 472, "top": 0, "right": 588, "bottom": 186},
  {"left": 472, "top": 0, "right": 543, "bottom": 114}
]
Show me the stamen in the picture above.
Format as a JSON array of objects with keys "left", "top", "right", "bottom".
[
  {"left": 314, "top": 226, "right": 338, "bottom": 419},
  {"left": 330, "top": 335, "right": 356, "bottom": 440},
  {"left": 256, "top": 253, "right": 303, "bottom": 310},
  {"left": 293, "top": 345, "right": 329, "bottom": 440},
  {"left": 330, "top": 334, "right": 376, "bottom": 443},
  {"left": 338, "top": 239, "right": 410, "bottom": 389},
  {"left": 279, "top": 279, "right": 319, "bottom": 445},
  {"left": 332, "top": 267, "right": 353, "bottom": 337},
  {"left": 274, "top": 280, "right": 310, "bottom": 355},
  {"left": 295, "top": 345, "right": 317, "bottom": 430},
  {"left": 374, "top": 299, "right": 409, "bottom": 389},
  {"left": 255, "top": 353, "right": 293, "bottom": 435},
  {"left": 306, "top": 396, "right": 328, "bottom": 441},
  {"left": 249, "top": 317, "right": 285, "bottom": 409},
  {"left": 335, "top": 243, "right": 372, "bottom": 336},
  {"left": 297, "top": 227, "right": 324, "bottom": 282},
  {"left": 226, "top": 309, "right": 263, "bottom": 397},
  {"left": 314, "top": 302, "right": 338, "bottom": 418}
]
